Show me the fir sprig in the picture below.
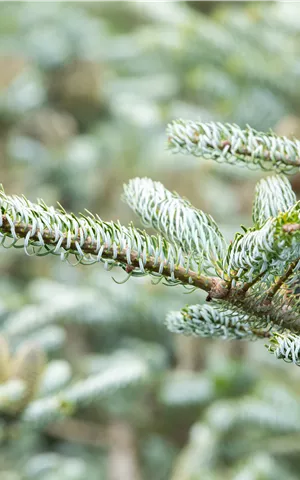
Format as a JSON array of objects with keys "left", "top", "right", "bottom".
[
  {"left": 165, "top": 303, "right": 257, "bottom": 340},
  {"left": 123, "top": 177, "right": 227, "bottom": 275},
  {"left": 252, "top": 175, "right": 296, "bottom": 227},
  {"left": 0, "top": 187, "right": 216, "bottom": 293},
  {"left": 267, "top": 332, "right": 300, "bottom": 366},
  {"left": 167, "top": 120, "right": 300, "bottom": 173}
]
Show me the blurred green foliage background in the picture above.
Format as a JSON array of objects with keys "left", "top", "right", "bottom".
[{"left": 0, "top": 2, "right": 300, "bottom": 479}]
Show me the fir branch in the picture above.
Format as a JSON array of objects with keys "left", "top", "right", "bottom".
[
  {"left": 159, "top": 372, "right": 214, "bottom": 407},
  {"left": 165, "top": 303, "right": 258, "bottom": 340},
  {"left": 167, "top": 120, "right": 300, "bottom": 173},
  {"left": 0, "top": 186, "right": 298, "bottom": 335},
  {"left": 224, "top": 202, "right": 300, "bottom": 283},
  {"left": 267, "top": 332, "right": 300, "bottom": 366},
  {"left": 21, "top": 354, "right": 148, "bottom": 428},
  {"left": 0, "top": 189, "right": 223, "bottom": 296},
  {"left": 252, "top": 175, "right": 296, "bottom": 228},
  {"left": 206, "top": 397, "right": 300, "bottom": 433},
  {"left": 2, "top": 291, "right": 103, "bottom": 337},
  {"left": 123, "top": 177, "right": 227, "bottom": 275}
]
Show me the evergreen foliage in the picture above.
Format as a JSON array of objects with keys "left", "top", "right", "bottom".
[
  {"left": 0, "top": 123, "right": 299, "bottom": 365},
  {"left": 1, "top": 2, "right": 300, "bottom": 479}
]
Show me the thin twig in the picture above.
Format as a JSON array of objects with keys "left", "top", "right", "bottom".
[
  {"left": 242, "top": 269, "right": 268, "bottom": 293},
  {"left": 265, "top": 259, "right": 299, "bottom": 300}
]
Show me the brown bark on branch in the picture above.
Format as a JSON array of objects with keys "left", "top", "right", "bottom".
[{"left": 0, "top": 215, "right": 227, "bottom": 298}]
